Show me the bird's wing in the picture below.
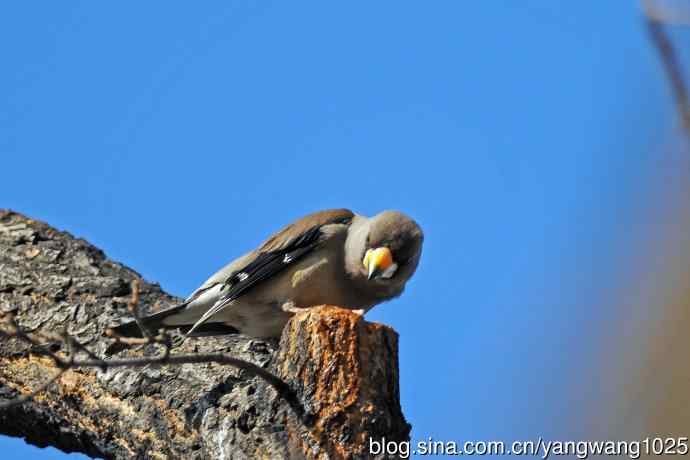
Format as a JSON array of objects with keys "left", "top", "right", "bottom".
[
  {"left": 185, "top": 208, "right": 354, "bottom": 335},
  {"left": 184, "top": 252, "right": 255, "bottom": 303}
]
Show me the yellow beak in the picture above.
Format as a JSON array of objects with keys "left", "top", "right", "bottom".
[{"left": 364, "top": 247, "right": 395, "bottom": 280}]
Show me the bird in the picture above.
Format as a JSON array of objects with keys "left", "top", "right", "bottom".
[{"left": 112, "top": 209, "right": 423, "bottom": 340}]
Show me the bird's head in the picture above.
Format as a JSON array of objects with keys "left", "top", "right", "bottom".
[{"left": 350, "top": 211, "right": 423, "bottom": 292}]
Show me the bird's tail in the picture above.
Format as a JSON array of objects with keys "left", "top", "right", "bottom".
[
  {"left": 110, "top": 303, "right": 189, "bottom": 338},
  {"left": 110, "top": 303, "right": 241, "bottom": 339}
]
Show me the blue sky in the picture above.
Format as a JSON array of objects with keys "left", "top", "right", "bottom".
[{"left": 0, "top": 1, "right": 684, "bottom": 458}]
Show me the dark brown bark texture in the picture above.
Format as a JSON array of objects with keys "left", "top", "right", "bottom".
[{"left": 0, "top": 210, "right": 410, "bottom": 459}]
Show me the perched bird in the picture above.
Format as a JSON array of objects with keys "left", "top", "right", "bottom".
[{"left": 113, "top": 209, "right": 423, "bottom": 339}]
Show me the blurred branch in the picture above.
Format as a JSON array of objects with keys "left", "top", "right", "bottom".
[
  {"left": 643, "top": 0, "right": 690, "bottom": 25},
  {"left": 643, "top": 0, "right": 690, "bottom": 137}
]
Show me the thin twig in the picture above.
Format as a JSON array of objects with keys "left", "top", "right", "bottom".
[
  {"left": 0, "top": 347, "right": 302, "bottom": 416},
  {"left": 127, "top": 279, "right": 152, "bottom": 338},
  {"left": 0, "top": 280, "right": 309, "bottom": 421},
  {"left": 104, "top": 329, "right": 169, "bottom": 347},
  {"left": 82, "top": 353, "right": 301, "bottom": 415},
  {"left": 0, "top": 319, "right": 307, "bottom": 420}
]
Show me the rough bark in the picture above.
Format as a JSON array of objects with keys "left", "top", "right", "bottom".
[{"left": 0, "top": 210, "right": 410, "bottom": 459}]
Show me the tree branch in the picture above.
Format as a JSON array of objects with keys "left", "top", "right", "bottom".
[{"left": 0, "top": 210, "right": 409, "bottom": 459}]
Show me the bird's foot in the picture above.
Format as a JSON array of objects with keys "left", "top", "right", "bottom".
[{"left": 245, "top": 339, "right": 272, "bottom": 355}]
